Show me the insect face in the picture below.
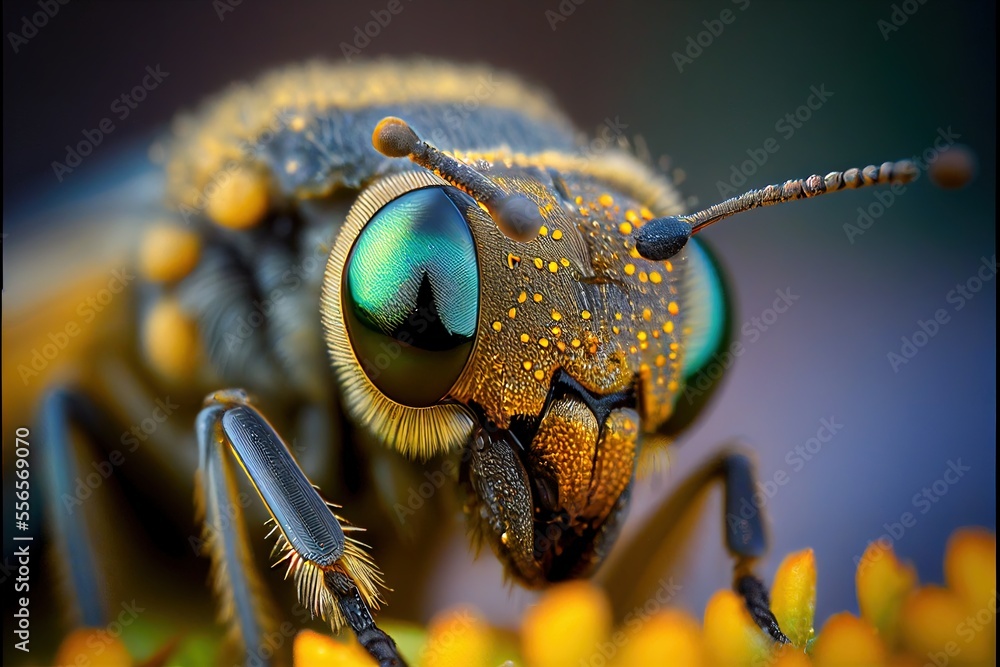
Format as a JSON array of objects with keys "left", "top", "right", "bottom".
[{"left": 322, "top": 157, "right": 709, "bottom": 586}]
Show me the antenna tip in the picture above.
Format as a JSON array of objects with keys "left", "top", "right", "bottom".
[
  {"left": 634, "top": 216, "right": 692, "bottom": 261},
  {"left": 929, "top": 144, "right": 977, "bottom": 189},
  {"left": 491, "top": 194, "right": 545, "bottom": 242},
  {"left": 372, "top": 117, "right": 419, "bottom": 158}
]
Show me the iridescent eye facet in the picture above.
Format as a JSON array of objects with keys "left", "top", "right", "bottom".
[{"left": 343, "top": 186, "right": 479, "bottom": 407}]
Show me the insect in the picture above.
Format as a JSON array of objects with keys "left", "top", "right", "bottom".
[{"left": 9, "top": 59, "right": 956, "bottom": 666}]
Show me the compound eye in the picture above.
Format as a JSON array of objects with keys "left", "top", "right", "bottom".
[{"left": 343, "top": 187, "right": 479, "bottom": 407}]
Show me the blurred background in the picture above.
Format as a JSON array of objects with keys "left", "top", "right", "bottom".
[{"left": 3, "top": 0, "right": 995, "bottom": 663}]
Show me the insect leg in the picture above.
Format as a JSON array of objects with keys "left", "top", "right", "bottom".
[
  {"left": 599, "top": 450, "right": 788, "bottom": 643},
  {"left": 37, "top": 387, "right": 117, "bottom": 626},
  {"left": 197, "top": 389, "right": 406, "bottom": 667}
]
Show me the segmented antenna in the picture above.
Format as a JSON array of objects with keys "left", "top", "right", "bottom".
[
  {"left": 634, "top": 160, "right": 920, "bottom": 261},
  {"left": 372, "top": 116, "right": 546, "bottom": 242}
]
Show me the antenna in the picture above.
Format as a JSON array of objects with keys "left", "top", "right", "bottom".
[
  {"left": 372, "top": 117, "right": 546, "bottom": 242},
  {"left": 633, "top": 160, "right": 920, "bottom": 261}
]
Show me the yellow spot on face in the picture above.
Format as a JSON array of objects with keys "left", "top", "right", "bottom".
[
  {"left": 670, "top": 342, "right": 680, "bottom": 351},
  {"left": 619, "top": 222, "right": 633, "bottom": 235},
  {"left": 669, "top": 352, "right": 678, "bottom": 360},
  {"left": 559, "top": 257, "right": 570, "bottom": 267},
  {"left": 639, "top": 341, "right": 649, "bottom": 351},
  {"left": 539, "top": 338, "right": 550, "bottom": 348},
  {"left": 639, "top": 271, "right": 648, "bottom": 283},
  {"left": 508, "top": 307, "right": 517, "bottom": 319},
  {"left": 140, "top": 225, "right": 201, "bottom": 283},
  {"left": 507, "top": 253, "right": 521, "bottom": 269},
  {"left": 650, "top": 271, "right": 662, "bottom": 284},
  {"left": 614, "top": 312, "right": 623, "bottom": 321},
  {"left": 599, "top": 194, "right": 614, "bottom": 207},
  {"left": 539, "top": 225, "right": 548, "bottom": 236},
  {"left": 575, "top": 196, "right": 583, "bottom": 205},
  {"left": 629, "top": 345, "right": 638, "bottom": 354},
  {"left": 655, "top": 354, "right": 667, "bottom": 367},
  {"left": 625, "top": 209, "right": 640, "bottom": 223},
  {"left": 548, "top": 261, "right": 558, "bottom": 273},
  {"left": 289, "top": 116, "right": 306, "bottom": 132},
  {"left": 665, "top": 260, "right": 674, "bottom": 272},
  {"left": 640, "top": 207, "right": 654, "bottom": 220},
  {"left": 551, "top": 310, "right": 563, "bottom": 321},
  {"left": 637, "top": 331, "right": 648, "bottom": 341},
  {"left": 534, "top": 293, "right": 544, "bottom": 303},
  {"left": 534, "top": 369, "right": 545, "bottom": 381},
  {"left": 571, "top": 338, "right": 581, "bottom": 348},
  {"left": 520, "top": 333, "right": 530, "bottom": 343},
  {"left": 668, "top": 302, "right": 680, "bottom": 315},
  {"left": 612, "top": 325, "right": 620, "bottom": 334},
  {"left": 663, "top": 321, "right": 675, "bottom": 333},
  {"left": 523, "top": 361, "right": 533, "bottom": 371},
  {"left": 492, "top": 321, "right": 502, "bottom": 332},
  {"left": 652, "top": 330, "right": 660, "bottom": 338},
  {"left": 533, "top": 257, "right": 544, "bottom": 270},
  {"left": 551, "top": 229, "right": 563, "bottom": 240},
  {"left": 551, "top": 326, "right": 562, "bottom": 336},
  {"left": 144, "top": 298, "right": 199, "bottom": 381},
  {"left": 206, "top": 167, "right": 269, "bottom": 230},
  {"left": 518, "top": 291, "right": 527, "bottom": 303},
  {"left": 624, "top": 264, "right": 636, "bottom": 276},
  {"left": 642, "top": 308, "right": 652, "bottom": 321},
  {"left": 581, "top": 310, "right": 592, "bottom": 320}
]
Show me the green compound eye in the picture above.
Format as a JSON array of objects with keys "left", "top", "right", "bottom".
[{"left": 343, "top": 186, "right": 480, "bottom": 407}]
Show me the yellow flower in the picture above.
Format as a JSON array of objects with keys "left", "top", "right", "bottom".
[
  {"left": 856, "top": 540, "right": 917, "bottom": 643},
  {"left": 522, "top": 581, "right": 611, "bottom": 667},
  {"left": 771, "top": 548, "right": 818, "bottom": 648}
]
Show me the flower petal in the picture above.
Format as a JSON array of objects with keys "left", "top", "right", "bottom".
[
  {"left": 703, "top": 590, "right": 772, "bottom": 666},
  {"left": 944, "top": 527, "right": 996, "bottom": 612},
  {"left": 611, "top": 609, "right": 705, "bottom": 667},
  {"left": 770, "top": 645, "right": 812, "bottom": 667},
  {"left": 293, "top": 630, "right": 375, "bottom": 666},
  {"left": 811, "top": 612, "right": 886, "bottom": 667},
  {"left": 898, "top": 585, "right": 993, "bottom": 665},
  {"left": 54, "top": 629, "right": 133, "bottom": 667},
  {"left": 856, "top": 539, "right": 917, "bottom": 642},
  {"left": 771, "top": 548, "right": 817, "bottom": 647},
  {"left": 422, "top": 606, "right": 493, "bottom": 667},
  {"left": 522, "top": 581, "right": 611, "bottom": 667}
]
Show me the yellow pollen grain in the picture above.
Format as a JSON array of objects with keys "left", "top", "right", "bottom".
[
  {"left": 670, "top": 342, "right": 680, "bottom": 351},
  {"left": 629, "top": 345, "right": 637, "bottom": 354},
  {"left": 650, "top": 271, "right": 662, "bottom": 284},
  {"left": 556, "top": 341, "right": 567, "bottom": 352},
  {"left": 575, "top": 196, "right": 583, "bottom": 205},
  {"left": 663, "top": 321, "right": 675, "bottom": 333},
  {"left": 507, "top": 253, "right": 521, "bottom": 270},
  {"left": 629, "top": 246, "right": 641, "bottom": 259},
  {"left": 655, "top": 354, "right": 667, "bottom": 367},
  {"left": 669, "top": 352, "right": 677, "bottom": 360},
  {"left": 520, "top": 333, "right": 530, "bottom": 343},
  {"left": 652, "top": 330, "right": 660, "bottom": 338},
  {"left": 612, "top": 325, "right": 620, "bottom": 334},
  {"left": 581, "top": 310, "right": 592, "bottom": 320},
  {"left": 548, "top": 261, "right": 558, "bottom": 273},
  {"left": 639, "top": 341, "right": 649, "bottom": 351},
  {"left": 668, "top": 380, "right": 679, "bottom": 391},
  {"left": 614, "top": 312, "right": 623, "bottom": 321},
  {"left": 640, "top": 207, "right": 654, "bottom": 220},
  {"left": 523, "top": 361, "right": 533, "bottom": 371},
  {"left": 206, "top": 167, "right": 268, "bottom": 230},
  {"left": 539, "top": 338, "right": 550, "bottom": 348},
  {"left": 508, "top": 307, "right": 517, "bottom": 319},
  {"left": 642, "top": 308, "right": 652, "bottom": 321},
  {"left": 539, "top": 225, "right": 548, "bottom": 236},
  {"left": 559, "top": 257, "right": 570, "bottom": 267},
  {"left": 625, "top": 210, "right": 640, "bottom": 223},
  {"left": 552, "top": 229, "right": 563, "bottom": 240},
  {"left": 533, "top": 293, "right": 544, "bottom": 303},
  {"left": 139, "top": 225, "right": 201, "bottom": 283},
  {"left": 624, "top": 264, "right": 636, "bottom": 276},
  {"left": 665, "top": 260, "right": 674, "bottom": 272},
  {"left": 534, "top": 369, "right": 545, "bottom": 381},
  {"left": 551, "top": 310, "right": 562, "bottom": 321},
  {"left": 668, "top": 302, "right": 680, "bottom": 315},
  {"left": 533, "top": 257, "right": 544, "bottom": 270},
  {"left": 639, "top": 271, "right": 648, "bottom": 283},
  {"left": 289, "top": 116, "right": 306, "bottom": 131},
  {"left": 551, "top": 326, "right": 562, "bottom": 336},
  {"left": 619, "top": 222, "right": 633, "bottom": 235},
  {"left": 518, "top": 291, "right": 527, "bottom": 304},
  {"left": 637, "top": 331, "right": 648, "bottom": 341},
  {"left": 492, "top": 321, "right": 502, "bottom": 332},
  {"left": 571, "top": 339, "right": 581, "bottom": 348},
  {"left": 599, "top": 194, "right": 614, "bottom": 207}
]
